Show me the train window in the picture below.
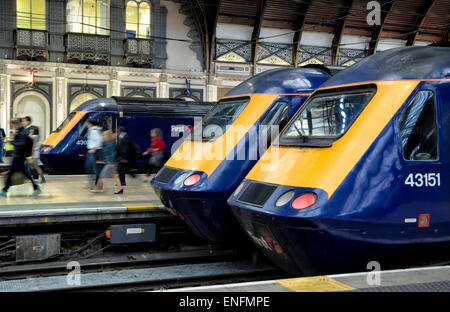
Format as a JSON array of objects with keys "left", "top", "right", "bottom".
[
  {"left": 280, "top": 87, "right": 375, "bottom": 146},
  {"left": 101, "top": 115, "right": 113, "bottom": 131},
  {"left": 261, "top": 101, "right": 289, "bottom": 127},
  {"left": 78, "top": 115, "right": 90, "bottom": 137},
  {"left": 398, "top": 90, "right": 438, "bottom": 161},
  {"left": 195, "top": 97, "right": 250, "bottom": 140},
  {"left": 260, "top": 101, "right": 289, "bottom": 146},
  {"left": 54, "top": 112, "right": 76, "bottom": 133}
]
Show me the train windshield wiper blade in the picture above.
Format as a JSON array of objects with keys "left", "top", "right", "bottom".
[{"left": 293, "top": 123, "right": 307, "bottom": 142}]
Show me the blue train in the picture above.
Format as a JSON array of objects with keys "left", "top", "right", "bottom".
[
  {"left": 228, "top": 46, "right": 450, "bottom": 275},
  {"left": 151, "top": 68, "right": 331, "bottom": 242},
  {"left": 40, "top": 97, "right": 212, "bottom": 174}
]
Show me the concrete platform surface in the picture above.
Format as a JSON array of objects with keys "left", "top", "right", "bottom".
[
  {"left": 168, "top": 265, "right": 450, "bottom": 292},
  {"left": 0, "top": 175, "right": 166, "bottom": 226}
]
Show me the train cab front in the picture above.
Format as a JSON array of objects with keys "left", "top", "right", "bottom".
[
  {"left": 152, "top": 167, "right": 239, "bottom": 241},
  {"left": 228, "top": 178, "right": 330, "bottom": 276},
  {"left": 227, "top": 63, "right": 434, "bottom": 276},
  {"left": 40, "top": 110, "right": 89, "bottom": 174},
  {"left": 151, "top": 93, "right": 277, "bottom": 242},
  {"left": 151, "top": 68, "right": 331, "bottom": 242}
]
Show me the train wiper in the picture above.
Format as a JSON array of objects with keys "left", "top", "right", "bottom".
[{"left": 293, "top": 123, "right": 307, "bottom": 142}]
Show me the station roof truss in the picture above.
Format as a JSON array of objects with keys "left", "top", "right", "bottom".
[{"left": 185, "top": 0, "right": 450, "bottom": 71}]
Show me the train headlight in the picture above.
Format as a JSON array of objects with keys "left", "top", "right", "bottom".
[
  {"left": 183, "top": 174, "right": 201, "bottom": 186},
  {"left": 291, "top": 193, "right": 317, "bottom": 210},
  {"left": 174, "top": 172, "right": 190, "bottom": 185},
  {"left": 275, "top": 190, "right": 295, "bottom": 207}
]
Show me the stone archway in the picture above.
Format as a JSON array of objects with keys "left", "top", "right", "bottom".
[{"left": 13, "top": 91, "right": 51, "bottom": 139}]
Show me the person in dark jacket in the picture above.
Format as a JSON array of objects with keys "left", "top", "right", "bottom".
[
  {"left": 116, "top": 126, "right": 136, "bottom": 186},
  {"left": 0, "top": 125, "right": 5, "bottom": 163},
  {"left": 0, "top": 119, "right": 41, "bottom": 197}
]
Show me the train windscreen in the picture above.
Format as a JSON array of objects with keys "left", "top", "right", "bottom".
[
  {"left": 54, "top": 112, "right": 76, "bottom": 133},
  {"left": 192, "top": 97, "right": 250, "bottom": 141},
  {"left": 280, "top": 86, "right": 376, "bottom": 146}
]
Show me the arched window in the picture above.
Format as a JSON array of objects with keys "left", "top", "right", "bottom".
[
  {"left": 66, "top": 0, "right": 110, "bottom": 35},
  {"left": 16, "top": 0, "right": 46, "bottom": 30},
  {"left": 126, "top": 1, "right": 151, "bottom": 38},
  {"left": 70, "top": 93, "right": 97, "bottom": 111}
]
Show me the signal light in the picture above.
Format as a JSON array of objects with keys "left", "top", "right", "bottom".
[
  {"left": 291, "top": 193, "right": 317, "bottom": 210},
  {"left": 184, "top": 174, "right": 201, "bottom": 186}
]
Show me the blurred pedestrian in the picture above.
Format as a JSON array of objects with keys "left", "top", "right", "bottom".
[
  {"left": 85, "top": 118, "right": 103, "bottom": 188},
  {"left": 28, "top": 127, "right": 46, "bottom": 183},
  {"left": 142, "top": 128, "right": 165, "bottom": 183},
  {"left": 0, "top": 125, "right": 5, "bottom": 163},
  {"left": 0, "top": 119, "right": 41, "bottom": 197},
  {"left": 116, "top": 126, "right": 137, "bottom": 186},
  {"left": 91, "top": 130, "right": 123, "bottom": 194},
  {"left": 4, "top": 129, "right": 15, "bottom": 163},
  {"left": 21, "top": 116, "right": 38, "bottom": 137}
]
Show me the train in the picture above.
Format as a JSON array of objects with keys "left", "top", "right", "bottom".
[
  {"left": 227, "top": 46, "right": 450, "bottom": 275},
  {"left": 151, "top": 67, "right": 331, "bottom": 242},
  {"left": 40, "top": 97, "right": 213, "bottom": 174}
]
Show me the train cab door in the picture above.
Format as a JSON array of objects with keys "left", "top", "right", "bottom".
[
  {"left": 397, "top": 87, "right": 444, "bottom": 222},
  {"left": 260, "top": 101, "right": 289, "bottom": 151}
]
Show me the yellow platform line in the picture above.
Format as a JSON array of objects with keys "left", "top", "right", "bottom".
[
  {"left": 276, "top": 276, "right": 355, "bottom": 292},
  {"left": 125, "top": 203, "right": 160, "bottom": 211}
]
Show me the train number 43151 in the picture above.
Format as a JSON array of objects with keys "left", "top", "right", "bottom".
[{"left": 405, "top": 173, "right": 441, "bottom": 187}]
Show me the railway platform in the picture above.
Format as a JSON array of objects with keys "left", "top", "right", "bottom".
[
  {"left": 0, "top": 174, "right": 168, "bottom": 228},
  {"left": 168, "top": 265, "right": 450, "bottom": 292}
]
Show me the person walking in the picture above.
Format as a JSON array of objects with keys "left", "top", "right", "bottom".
[
  {"left": 28, "top": 127, "right": 46, "bottom": 183},
  {"left": 22, "top": 116, "right": 38, "bottom": 137},
  {"left": 91, "top": 130, "right": 123, "bottom": 194},
  {"left": 116, "top": 126, "right": 137, "bottom": 186},
  {"left": 85, "top": 118, "right": 103, "bottom": 188},
  {"left": 142, "top": 128, "right": 165, "bottom": 183},
  {"left": 21, "top": 116, "right": 40, "bottom": 180},
  {"left": 0, "top": 125, "right": 5, "bottom": 163},
  {"left": 0, "top": 119, "right": 41, "bottom": 197}
]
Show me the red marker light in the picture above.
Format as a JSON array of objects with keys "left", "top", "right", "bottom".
[
  {"left": 43, "top": 147, "right": 51, "bottom": 152},
  {"left": 184, "top": 174, "right": 201, "bottom": 186},
  {"left": 292, "top": 193, "right": 317, "bottom": 210},
  {"left": 418, "top": 214, "right": 430, "bottom": 228}
]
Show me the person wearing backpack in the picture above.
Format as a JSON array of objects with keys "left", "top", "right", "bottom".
[
  {"left": 0, "top": 119, "right": 41, "bottom": 197},
  {"left": 0, "top": 125, "right": 5, "bottom": 163}
]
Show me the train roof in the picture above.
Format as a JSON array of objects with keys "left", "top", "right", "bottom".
[
  {"left": 321, "top": 47, "right": 450, "bottom": 88},
  {"left": 74, "top": 97, "right": 214, "bottom": 115},
  {"left": 225, "top": 67, "right": 331, "bottom": 97}
]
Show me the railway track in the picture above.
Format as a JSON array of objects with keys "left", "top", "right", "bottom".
[{"left": 0, "top": 245, "right": 286, "bottom": 291}]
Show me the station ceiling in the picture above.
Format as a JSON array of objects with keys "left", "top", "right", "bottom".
[{"left": 184, "top": 0, "right": 449, "bottom": 70}]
